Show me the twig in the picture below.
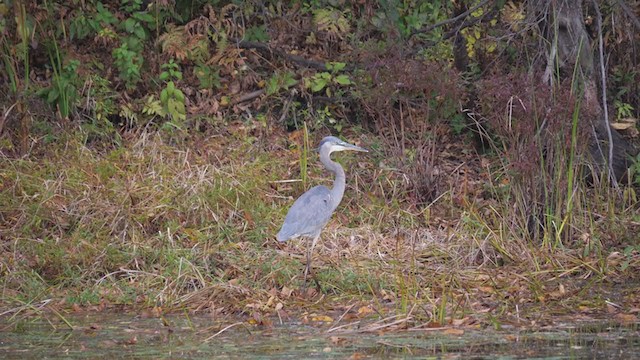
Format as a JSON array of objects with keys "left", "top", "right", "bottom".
[
  {"left": 278, "top": 96, "right": 293, "bottom": 124},
  {"left": 203, "top": 321, "right": 245, "bottom": 342},
  {"left": 376, "top": 340, "right": 413, "bottom": 350},
  {"left": 1, "top": 102, "right": 18, "bottom": 135},
  {"left": 312, "top": 294, "right": 326, "bottom": 306},
  {"left": 592, "top": 0, "right": 617, "bottom": 186},
  {"left": 50, "top": 307, "right": 74, "bottom": 330},
  {"left": 270, "top": 179, "right": 303, "bottom": 184},
  {"left": 369, "top": 313, "right": 405, "bottom": 326},
  {"left": 0, "top": 298, "right": 51, "bottom": 317},
  {"left": 406, "top": 326, "right": 452, "bottom": 332},
  {"left": 361, "top": 316, "right": 413, "bottom": 332},
  {"left": 326, "top": 320, "right": 361, "bottom": 333},
  {"left": 326, "top": 303, "right": 356, "bottom": 333}
]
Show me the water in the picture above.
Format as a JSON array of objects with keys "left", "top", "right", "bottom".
[{"left": 1, "top": 313, "right": 638, "bottom": 359}]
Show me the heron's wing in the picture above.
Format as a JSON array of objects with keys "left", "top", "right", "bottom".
[{"left": 277, "top": 185, "right": 333, "bottom": 242}]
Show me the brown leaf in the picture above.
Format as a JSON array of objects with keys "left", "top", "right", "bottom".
[
  {"left": 124, "top": 336, "right": 138, "bottom": 345},
  {"left": 304, "top": 287, "right": 318, "bottom": 297},
  {"left": 330, "top": 336, "right": 348, "bottom": 345},
  {"left": 311, "top": 314, "right": 334, "bottom": 323},
  {"left": 451, "top": 317, "right": 470, "bottom": 326},
  {"left": 443, "top": 328, "right": 465, "bottom": 336},
  {"left": 229, "top": 81, "right": 241, "bottom": 95},
  {"left": 611, "top": 122, "right": 634, "bottom": 130},
  {"left": 614, "top": 313, "right": 637, "bottom": 324},
  {"left": 265, "top": 295, "right": 275, "bottom": 308},
  {"left": 280, "top": 286, "right": 294, "bottom": 298},
  {"left": 357, "top": 306, "right": 373, "bottom": 317}
]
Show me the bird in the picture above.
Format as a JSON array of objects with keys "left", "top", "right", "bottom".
[{"left": 277, "top": 136, "right": 367, "bottom": 286}]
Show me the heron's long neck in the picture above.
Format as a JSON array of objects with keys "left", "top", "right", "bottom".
[{"left": 320, "top": 150, "right": 346, "bottom": 210}]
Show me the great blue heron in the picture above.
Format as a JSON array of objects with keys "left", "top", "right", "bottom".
[{"left": 277, "top": 136, "right": 367, "bottom": 285}]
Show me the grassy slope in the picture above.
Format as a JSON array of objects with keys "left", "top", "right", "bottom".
[{"left": 1, "top": 125, "right": 639, "bottom": 328}]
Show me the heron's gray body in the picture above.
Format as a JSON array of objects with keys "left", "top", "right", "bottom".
[
  {"left": 277, "top": 136, "right": 366, "bottom": 284},
  {"left": 276, "top": 185, "right": 335, "bottom": 242}
]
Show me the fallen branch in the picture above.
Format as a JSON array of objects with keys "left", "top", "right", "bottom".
[
  {"left": 234, "top": 39, "right": 327, "bottom": 71},
  {"left": 231, "top": 89, "right": 264, "bottom": 105}
]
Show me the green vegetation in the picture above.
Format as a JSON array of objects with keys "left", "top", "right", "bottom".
[
  {"left": 159, "top": 59, "right": 187, "bottom": 122},
  {"left": 0, "top": 0, "right": 639, "bottom": 329},
  {"left": 305, "top": 62, "right": 352, "bottom": 95}
]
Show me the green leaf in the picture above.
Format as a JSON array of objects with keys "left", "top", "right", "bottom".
[
  {"left": 160, "top": 89, "right": 168, "bottom": 104},
  {"left": 166, "top": 81, "right": 175, "bottom": 93},
  {"left": 266, "top": 76, "right": 279, "bottom": 95},
  {"left": 135, "top": 12, "right": 155, "bottom": 24},
  {"left": 334, "top": 74, "right": 351, "bottom": 85},
  {"left": 159, "top": 72, "right": 169, "bottom": 81},
  {"left": 124, "top": 18, "right": 135, "bottom": 33},
  {"left": 143, "top": 96, "right": 164, "bottom": 116},
  {"left": 175, "top": 101, "right": 186, "bottom": 116},
  {"left": 167, "top": 98, "right": 177, "bottom": 115},
  {"left": 174, "top": 89, "right": 185, "bottom": 102},
  {"left": 311, "top": 79, "right": 327, "bottom": 92},
  {"left": 284, "top": 74, "right": 297, "bottom": 88},
  {"left": 96, "top": 3, "right": 116, "bottom": 24},
  {"left": 245, "top": 25, "right": 270, "bottom": 42},
  {"left": 47, "top": 89, "right": 59, "bottom": 103},
  {"left": 329, "top": 62, "right": 346, "bottom": 71},
  {"left": 134, "top": 26, "right": 146, "bottom": 40}
]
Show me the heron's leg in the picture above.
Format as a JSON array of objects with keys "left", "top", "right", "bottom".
[
  {"left": 303, "top": 234, "right": 321, "bottom": 289},
  {"left": 303, "top": 236, "right": 314, "bottom": 285}
]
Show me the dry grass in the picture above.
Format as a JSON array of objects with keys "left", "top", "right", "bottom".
[{"left": 1, "top": 127, "right": 639, "bottom": 328}]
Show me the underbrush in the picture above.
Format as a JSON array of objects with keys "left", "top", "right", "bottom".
[
  {"left": 1, "top": 131, "right": 287, "bottom": 311},
  {"left": 1, "top": 123, "right": 638, "bottom": 327}
]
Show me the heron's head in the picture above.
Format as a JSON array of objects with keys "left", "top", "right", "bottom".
[{"left": 318, "top": 136, "right": 368, "bottom": 154}]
